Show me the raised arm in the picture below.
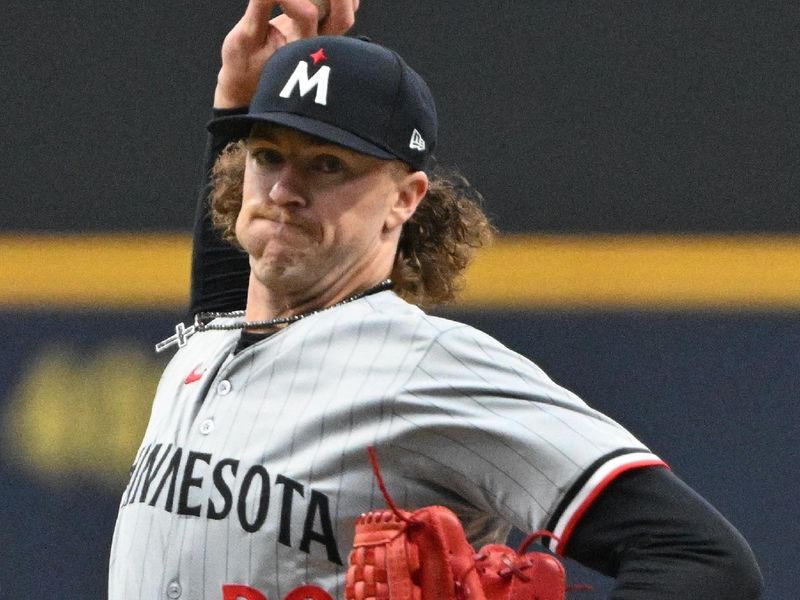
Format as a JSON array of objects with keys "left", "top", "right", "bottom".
[{"left": 190, "top": 0, "right": 358, "bottom": 314}]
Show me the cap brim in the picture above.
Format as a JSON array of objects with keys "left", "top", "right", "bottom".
[{"left": 207, "top": 112, "right": 397, "bottom": 161}]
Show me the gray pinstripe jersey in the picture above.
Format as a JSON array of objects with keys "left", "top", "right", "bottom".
[{"left": 109, "top": 291, "right": 663, "bottom": 600}]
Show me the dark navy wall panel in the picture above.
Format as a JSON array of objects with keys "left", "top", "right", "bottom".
[{"left": 3, "top": 1, "right": 797, "bottom": 233}]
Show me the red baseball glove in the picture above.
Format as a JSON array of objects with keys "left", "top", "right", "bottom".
[{"left": 345, "top": 449, "right": 566, "bottom": 600}]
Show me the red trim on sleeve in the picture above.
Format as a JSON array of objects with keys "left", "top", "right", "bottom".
[{"left": 555, "top": 459, "right": 668, "bottom": 555}]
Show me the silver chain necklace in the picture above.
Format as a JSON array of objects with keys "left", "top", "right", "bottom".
[{"left": 155, "top": 279, "right": 393, "bottom": 353}]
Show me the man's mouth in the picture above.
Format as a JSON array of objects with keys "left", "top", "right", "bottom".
[{"left": 258, "top": 210, "right": 318, "bottom": 240}]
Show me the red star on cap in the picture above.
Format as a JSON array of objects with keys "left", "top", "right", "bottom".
[{"left": 310, "top": 48, "right": 328, "bottom": 65}]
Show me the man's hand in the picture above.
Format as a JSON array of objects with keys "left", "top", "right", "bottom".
[{"left": 214, "top": 0, "right": 359, "bottom": 108}]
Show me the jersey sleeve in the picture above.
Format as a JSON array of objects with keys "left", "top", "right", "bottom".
[
  {"left": 566, "top": 466, "right": 763, "bottom": 598},
  {"left": 388, "top": 322, "right": 666, "bottom": 553},
  {"left": 189, "top": 108, "right": 251, "bottom": 316}
]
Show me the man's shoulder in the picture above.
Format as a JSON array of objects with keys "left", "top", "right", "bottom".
[
  {"left": 359, "top": 292, "right": 518, "bottom": 356},
  {"left": 361, "top": 292, "right": 481, "bottom": 339}
]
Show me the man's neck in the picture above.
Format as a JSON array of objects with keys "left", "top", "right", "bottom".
[{"left": 243, "top": 270, "right": 390, "bottom": 325}]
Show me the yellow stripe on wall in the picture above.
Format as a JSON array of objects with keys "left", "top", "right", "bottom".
[
  {"left": 0, "top": 234, "right": 192, "bottom": 310},
  {"left": 1, "top": 233, "right": 799, "bottom": 310},
  {"left": 462, "top": 234, "right": 800, "bottom": 310}
]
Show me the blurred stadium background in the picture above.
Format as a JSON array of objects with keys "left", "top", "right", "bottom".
[{"left": 1, "top": 2, "right": 798, "bottom": 597}]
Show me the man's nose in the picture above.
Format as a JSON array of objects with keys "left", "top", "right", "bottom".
[{"left": 267, "top": 163, "right": 306, "bottom": 207}]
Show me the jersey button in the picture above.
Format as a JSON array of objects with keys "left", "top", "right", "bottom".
[
  {"left": 199, "top": 418, "right": 215, "bottom": 435},
  {"left": 167, "top": 581, "right": 182, "bottom": 598},
  {"left": 217, "top": 380, "right": 232, "bottom": 395}
]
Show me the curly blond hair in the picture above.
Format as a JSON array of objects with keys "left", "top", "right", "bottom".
[{"left": 210, "top": 141, "right": 495, "bottom": 308}]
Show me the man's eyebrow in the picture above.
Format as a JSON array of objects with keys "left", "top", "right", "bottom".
[
  {"left": 246, "top": 130, "right": 278, "bottom": 146},
  {"left": 301, "top": 138, "right": 343, "bottom": 151}
]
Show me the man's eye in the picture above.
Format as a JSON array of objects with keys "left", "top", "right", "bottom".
[
  {"left": 251, "top": 149, "right": 283, "bottom": 165},
  {"left": 314, "top": 155, "right": 344, "bottom": 173}
]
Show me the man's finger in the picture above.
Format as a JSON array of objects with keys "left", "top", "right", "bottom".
[
  {"left": 321, "top": 0, "right": 357, "bottom": 35},
  {"left": 276, "top": 0, "right": 320, "bottom": 38},
  {"left": 240, "top": 0, "right": 280, "bottom": 39}
]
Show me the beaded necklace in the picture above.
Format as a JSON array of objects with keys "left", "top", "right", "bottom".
[{"left": 155, "top": 279, "right": 393, "bottom": 353}]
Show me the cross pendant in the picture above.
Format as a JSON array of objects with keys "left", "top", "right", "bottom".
[{"left": 155, "top": 322, "right": 197, "bottom": 353}]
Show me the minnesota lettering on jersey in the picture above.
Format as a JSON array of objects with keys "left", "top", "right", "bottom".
[{"left": 120, "top": 443, "right": 342, "bottom": 565}]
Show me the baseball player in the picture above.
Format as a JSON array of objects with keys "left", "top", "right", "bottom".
[{"left": 109, "top": 1, "right": 762, "bottom": 598}]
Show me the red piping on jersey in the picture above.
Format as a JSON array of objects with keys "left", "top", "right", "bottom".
[{"left": 555, "top": 458, "right": 669, "bottom": 555}]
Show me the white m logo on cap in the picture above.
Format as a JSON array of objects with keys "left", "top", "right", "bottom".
[{"left": 279, "top": 61, "right": 331, "bottom": 106}]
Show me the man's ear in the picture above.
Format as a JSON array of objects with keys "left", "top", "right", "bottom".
[{"left": 384, "top": 170, "right": 429, "bottom": 232}]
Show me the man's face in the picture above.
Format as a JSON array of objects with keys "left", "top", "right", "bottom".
[{"left": 237, "top": 124, "right": 417, "bottom": 301}]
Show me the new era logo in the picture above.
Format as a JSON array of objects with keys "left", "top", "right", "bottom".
[{"left": 409, "top": 129, "right": 426, "bottom": 151}]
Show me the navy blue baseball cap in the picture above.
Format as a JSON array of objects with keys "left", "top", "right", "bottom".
[{"left": 207, "top": 36, "right": 437, "bottom": 171}]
